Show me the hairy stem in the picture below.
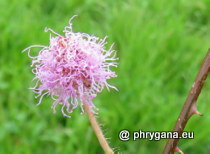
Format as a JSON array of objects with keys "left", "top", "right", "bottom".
[
  {"left": 163, "top": 50, "right": 210, "bottom": 154},
  {"left": 83, "top": 102, "right": 114, "bottom": 154}
]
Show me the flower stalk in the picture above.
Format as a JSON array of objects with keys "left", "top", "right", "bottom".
[
  {"left": 163, "top": 49, "right": 210, "bottom": 154},
  {"left": 83, "top": 102, "right": 114, "bottom": 154}
]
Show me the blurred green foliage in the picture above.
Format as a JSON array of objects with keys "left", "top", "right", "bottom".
[{"left": 0, "top": 0, "right": 210, "bottom": 153}]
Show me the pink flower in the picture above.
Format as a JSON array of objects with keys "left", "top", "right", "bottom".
[{"left": 23, "top": 16, "right": 118, "bottom": 117}]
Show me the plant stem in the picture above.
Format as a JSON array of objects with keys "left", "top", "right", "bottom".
[
  {"left": 163, "top": 50, "right": 210, "bottom": 154},
  {"left": 83, "top": 102, "right": 114, "bottom": 154}
]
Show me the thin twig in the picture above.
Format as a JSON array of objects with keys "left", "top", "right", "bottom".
[
  {"left": 163, "top": 49, "right": 210, "bottom": 154},
  {"left": 83, "top": 102, "right": 114, "bottom": 154}
]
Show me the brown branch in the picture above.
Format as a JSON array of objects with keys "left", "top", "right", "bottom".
[
  {"left": 163, "top": 49, "right": 210, "bottom": 154},
  {"left": 83, "top": 102, "right": 114, "bottom": 154}
]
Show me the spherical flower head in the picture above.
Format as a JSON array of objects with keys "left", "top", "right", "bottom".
[{"left": 23, "top": 16, "right": 118, "bottom": 117}]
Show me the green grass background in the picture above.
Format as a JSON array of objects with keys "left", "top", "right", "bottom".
[{"left": 0, "top": 0, "right": 210, "bottom": 153}]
